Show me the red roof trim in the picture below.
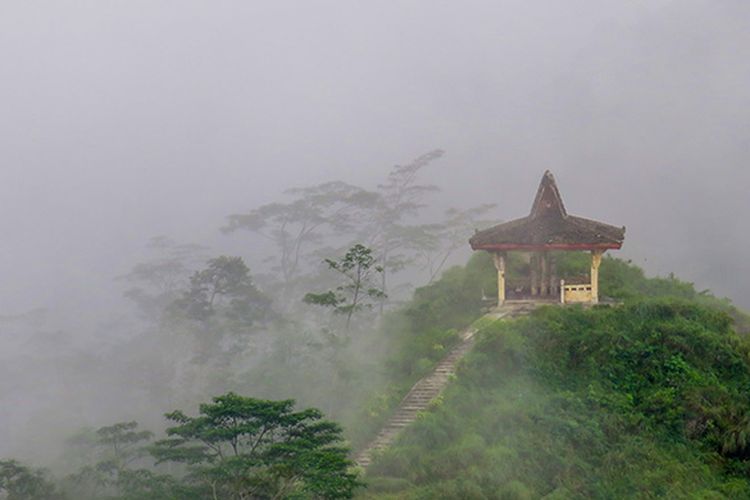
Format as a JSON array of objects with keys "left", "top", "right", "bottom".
[{"left": 471, "top": 242, "right": 622, "bottom": 251}]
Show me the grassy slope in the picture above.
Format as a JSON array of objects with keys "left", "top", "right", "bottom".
[
  {"left": 350, "top": 252, "right": 498, "bottom": 449},
  {"left": 360, "top": 254, "right": 750, "bottom": 499}
]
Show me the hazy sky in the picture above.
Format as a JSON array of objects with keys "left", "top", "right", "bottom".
[{"left": 1, "top": 0, "right": 749, "bottom": 318}]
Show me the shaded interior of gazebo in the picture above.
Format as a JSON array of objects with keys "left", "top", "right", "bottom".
[{"left": 470, "top": 171, "right": 625, "bottom": 305}]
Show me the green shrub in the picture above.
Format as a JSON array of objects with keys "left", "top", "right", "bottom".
[
  {"left": 361, "top": 254, "right": 750, "bottom": 498},
  {"left": 367, "top": 300, "right": 750, "bottom": 498}
]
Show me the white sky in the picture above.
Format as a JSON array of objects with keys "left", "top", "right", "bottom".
[{"left": 0, "top": 0, "right": 748, "bottom": 316}]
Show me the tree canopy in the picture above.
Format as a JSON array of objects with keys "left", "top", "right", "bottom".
[
  {"left": 151, "top": 392, "right": 361, "bottom": 499},
  {"left": 0, "top": 460, "right": 64, "bottom": 500},
  {"left": 304, "top": 244, "right": 386, "bottom": 329}
]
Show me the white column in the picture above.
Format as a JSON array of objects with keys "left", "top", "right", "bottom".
[
  {"left": 591, "top": 250, "right": 603, "bottom": 304},
  {"left": 549, "top": 253, "right": 557, "bottom": 296},
  {"left": 530, "top": 253, "right": 538, "bottom": 296},
  {"left": 493, "top": 252, "right": 506, "bottom": 305}
]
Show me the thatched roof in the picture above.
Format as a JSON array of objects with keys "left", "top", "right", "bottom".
[{"left": 469, "top": 171, "right": 625, "bottom": 251}]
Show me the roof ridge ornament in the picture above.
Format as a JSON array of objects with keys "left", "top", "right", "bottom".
[{"left": 530, "top": 170, "right": 567, "bottom": 219}]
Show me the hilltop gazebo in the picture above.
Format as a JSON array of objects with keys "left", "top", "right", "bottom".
[{"left": 469, "top": 171, "right": 625, "bottom": 305}]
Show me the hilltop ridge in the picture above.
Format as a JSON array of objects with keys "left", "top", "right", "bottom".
[{"left": 357, "top": 253, "right": 750, "bottom": 499}]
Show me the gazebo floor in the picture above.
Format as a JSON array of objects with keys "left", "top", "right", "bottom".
[{"left": 505, "top": 294, "right": 560, "bottom": 303}]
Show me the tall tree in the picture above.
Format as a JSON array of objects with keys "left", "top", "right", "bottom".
[
  {"left": 0, "top": 460, "right": 64, "bottom": 500},
  {"left": 151, "top": 393, "right": 360, "bottom": 499},
  {"left": 172, "top": 256, "right": 271, "bottom": 327},
  {"left": 94, "top": 421, "right": 154, "bottom": 470},
  {"left": 64, "top": 422, "right": 156, "bottom": 499},
  {"left": 118, "top": 236, "right": 208, "bottom": 321},
  {"left": 222, "top": 182, "right": 378, "bottom": 303},
  {"left": 363, "top": 150, "right": 444, "bottom": 312},
  {"left": 419, "top": 204, "right": 497, "bottom": 283},
  {"left": 222, "top": 150, "right": 494, "bottom": 313},
  {"left": 167, "top": 256, "right": 273, "bottom": 368},
  {"left": 304, "top": 244, "right": 386, "bottom": 330}
]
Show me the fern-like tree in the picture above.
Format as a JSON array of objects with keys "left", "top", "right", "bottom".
[{"left": 303, "top": 244, "right": 386, "bottom": 329}]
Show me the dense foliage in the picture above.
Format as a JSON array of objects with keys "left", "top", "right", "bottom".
[
  {"left": 152, "top": 392, "right": 360, "bottom": 499},
  {"left": 0, "top": 460, "right": 64, "bottom": 500},
  {"left": 362, "top": 254, "right": 750, "bottom": 498},
  {"left": 559, "top": 253, "right": 750, "bottom": 333},
  {"left": 6, "top": 394, "right": 358, "bottom": 500},
  {"left": 6, "top": 238, "right": 750, "bottom": 498},
  {"left": 354, "top": 250, "right": 750, "bottom": 452}
]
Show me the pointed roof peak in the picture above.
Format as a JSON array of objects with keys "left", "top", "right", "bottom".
[
  {"left": 469, "top": 170, "right": 624, "bottom": 251},
  {"left": 530, "top": 170, "right": 567, "bottom": 219}
]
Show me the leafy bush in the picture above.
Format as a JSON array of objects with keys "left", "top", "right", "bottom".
[
  {"left": 302, "top": 249, "right": 750, "bottom": 495},
  {"left": 366, "top": 298, "right": 750, "bottom": 498}
]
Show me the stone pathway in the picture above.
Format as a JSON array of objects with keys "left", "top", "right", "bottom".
[{"left": 354, "top": 304, "right": 533, "bottom": 469}]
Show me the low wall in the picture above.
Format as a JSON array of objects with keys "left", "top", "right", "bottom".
[{"left": 562, "top": 283, "right": 593, "bottom": 303}]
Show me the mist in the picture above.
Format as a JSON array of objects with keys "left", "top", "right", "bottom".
[{"left": 1, "top": 0, "right": 749, "bottom": 483}]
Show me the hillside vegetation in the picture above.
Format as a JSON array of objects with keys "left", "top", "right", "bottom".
[
  {"left": 4, "top": 251, "right": 749, "bottom": 499},
  {"left": 361, "top": 254, "right": 750, "bottom": 499}
]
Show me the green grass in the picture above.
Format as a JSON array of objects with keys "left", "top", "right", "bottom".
[{"left": 351, "top": 252, "right": 498, "bottom": 448}]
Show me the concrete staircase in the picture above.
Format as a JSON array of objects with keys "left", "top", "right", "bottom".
[{"left": 354, "top": 306, "right": 525, "bottom": 469}]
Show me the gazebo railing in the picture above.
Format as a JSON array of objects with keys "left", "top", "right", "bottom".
[{"left": 560, "top": 279, "right": 593, "bottom": 304}]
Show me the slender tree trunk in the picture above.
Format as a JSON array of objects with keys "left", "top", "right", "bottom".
[
  {"left": 346, "top": 265, "right": 362, "bottom": 330},
  {"left": 379, "top": 248, "right": 388, "bottom": 316}
]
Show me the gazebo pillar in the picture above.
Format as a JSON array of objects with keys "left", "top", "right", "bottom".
[
  {"left": 590, "top": 250, "right": 603, "bottom": 303},
  {"left": 540, "top": 252, "right": 549, "bottom": 296},
  {"left": 548, "top": 253, "right": 557, "bottom": 296},
  {"left": 492, "top": 252, "right": 506, "bottom": 305},
  {"left": 469, "top": 172, "right": 624, "bottom": 306},
  {"left": 530, "top": 253, "right": 538, "bottom": 296}
]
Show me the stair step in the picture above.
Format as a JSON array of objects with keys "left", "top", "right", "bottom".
[{"left": 355, "top": 309, "right": 523, "bottom": 468}]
